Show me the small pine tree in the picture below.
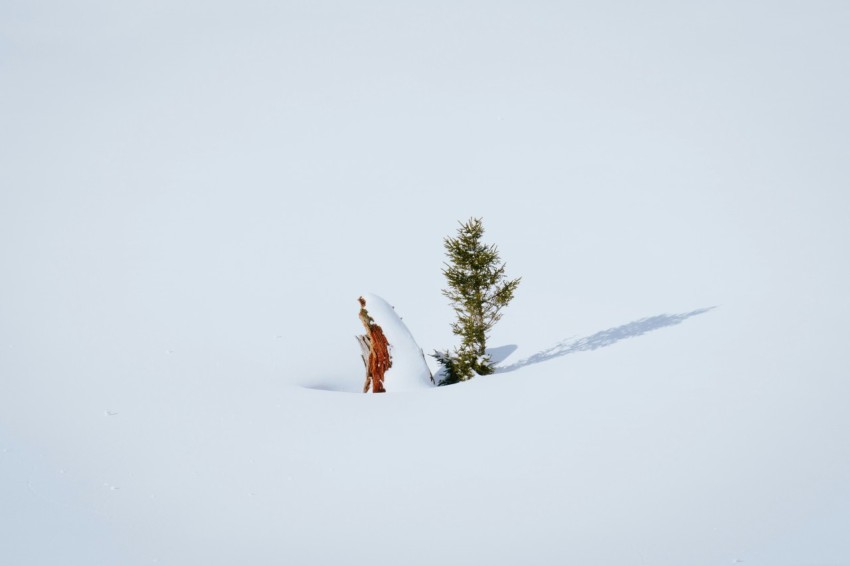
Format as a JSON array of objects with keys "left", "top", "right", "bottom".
[{"left": 434, "top": 218, "right": 521, "bottom": 384}]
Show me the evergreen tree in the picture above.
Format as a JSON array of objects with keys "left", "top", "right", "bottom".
[{"left": 434, "top": 218, "right": 521, "bottom": 384}]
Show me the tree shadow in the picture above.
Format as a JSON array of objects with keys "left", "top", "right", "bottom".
[
  {"left": 486, "top": 344, "right": 518, "bottom": 365},
  {"left": 497, "top": 307, "right": 716, "bottom": 373}
]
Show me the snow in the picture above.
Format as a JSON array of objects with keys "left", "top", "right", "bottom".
[
  {"left": 2, "top": 1, "right": 850, "bottom": 565},
  {"left": 348, "top": 292, "right": 434, "bottom": 392}
]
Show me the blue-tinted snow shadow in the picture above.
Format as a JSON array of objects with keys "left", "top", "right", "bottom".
[
  {"left": 300, "top": 377, "right": 363, "bottom": 393},
  {"left": 302, "top": 382, "right": 357, "bottom": 393},
  {"left": 487, "top": 344, "right": 518, "bottom": 365},
  {"left": 497, "top": 307, "right": 716, "bottom": 373}
]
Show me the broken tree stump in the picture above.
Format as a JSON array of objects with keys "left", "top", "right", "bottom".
[{"left": 357, "top": 296, "right": 392, "bottom": 393}]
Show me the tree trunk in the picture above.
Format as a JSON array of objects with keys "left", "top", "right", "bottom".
[{"left": 356, "top": 296, "right": 392, "bottom": 393}]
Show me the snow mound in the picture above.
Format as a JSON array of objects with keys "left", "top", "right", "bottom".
[{"left": 360, "top": 292, "right": 434, "bottom": 392}]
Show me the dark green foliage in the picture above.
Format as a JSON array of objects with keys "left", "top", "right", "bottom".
[
  {"left": 431, "top": 349, "right": 464, "bottom": 385},
  {"left": 434, "top": 218, "right": 521, "bottom": 384}
]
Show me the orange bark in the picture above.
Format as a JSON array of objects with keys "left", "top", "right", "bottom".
[{"left": 358, "top": 296, "right": 392, "bottom": 393}]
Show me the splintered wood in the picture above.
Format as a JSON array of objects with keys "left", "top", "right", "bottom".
[{"left": 357, "top": 296, "right": 392, "bottom": 393}]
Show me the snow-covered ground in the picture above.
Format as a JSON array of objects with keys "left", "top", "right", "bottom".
[{"left": 2, "top": 1, "right": 849, "bottom": 564}]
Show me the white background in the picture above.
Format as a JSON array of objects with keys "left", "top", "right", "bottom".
[{"left": 2, "top": 1, "right": 849, "bottom": 564}]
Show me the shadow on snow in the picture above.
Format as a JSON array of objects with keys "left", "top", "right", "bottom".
[{"left": 496, "top": 307, "right": 716, "bottom": 373}]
